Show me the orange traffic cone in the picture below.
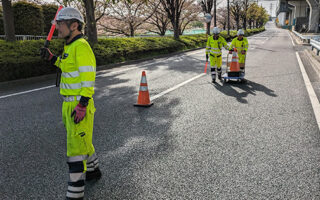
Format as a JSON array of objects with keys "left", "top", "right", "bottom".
[
  {"left": 229, "top": 48, "right": 240, "bottom": 72},
  {"left": 134, "top": 71, "right": 153, "bottom": 107}
]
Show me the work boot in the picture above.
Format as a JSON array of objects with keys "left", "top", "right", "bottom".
[
  {"left": 240, "top": 67, "right": 245, "bottom": 77},
  {"left": 212, "top": 78, "right": 216, "bottom": 83},
  {"left": 86, "top": 168, "right": 102, "bottom": 181},
  {"left": 217, "top": 68, "right": 222, "bottom": 80}
]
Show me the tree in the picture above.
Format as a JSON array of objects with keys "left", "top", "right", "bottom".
[
  {"left": 256, "top": 5, "right": 268, "bottom": 28},
  {"left": 100, "top": 0, "right": 156, "bottom": 36},
  {"left": 241, "top": 0, "right": 250, "bottom": 30},
  {"left": 83, "top": 0, "right": 97, "bottom": 45},
  {"left": 247, "top": 2, "right": 259, "bottom": 29},
  {"left": 160, "top": 0, "right": 186, "bottom": 39},
  {"left": 230, "top": 0, "right": 242, "bottom": 30},
  {"left": 178, "top": 0, "right": 201, "bottom": 35},
  {"left": 217, "top": 7, "right": 228, "bottom": 30},
  {"left": 2, "top": 0, "right": 15, "bottom": 41},
  {"left": 198, "top": 0, "right": 213, "bottom": 35},
  {"left": 144, "top": 0, "right": 170, "bottom": 36}
]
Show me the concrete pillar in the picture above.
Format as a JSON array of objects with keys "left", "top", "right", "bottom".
[
  {"left": 306, "top": 0, "right": 320, "bottom": 32},
  {"left": 278, "top": 12, "right": 287, "bottom": 26}
]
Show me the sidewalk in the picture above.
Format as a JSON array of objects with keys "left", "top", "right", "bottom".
[{"left": 290, "top": 31, "right": 320, "bottom": 77}]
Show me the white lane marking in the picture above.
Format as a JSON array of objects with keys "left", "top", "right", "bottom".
[
  {"left": 296, "top": 52, "right": 320, "bottom": 130},
  {"left": 98, "top": 50, "right": 203, "bottom": 78},
  {"left": 150, "top": 73, "right": 205, "bottom": 101},
  {"left": 0, "top": 50, "right": 206, "bottom": 99},
  {"left": 97, "top": 67, "right": 139, "bottom": 78},
  {"left": 0, "top": 85, "right": 56, "bottom": 99},
  {"left": 288, "top": 31, "right": 295, "bottom": 46}
]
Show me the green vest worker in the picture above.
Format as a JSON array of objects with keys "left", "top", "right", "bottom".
[
  {"left": 40, "top": 7, "right": 101, "bottom": 200},
  {"left": 206, "top": 27, "right": 229, "bottom": 83},
  {"left": 229, "top": 29, "right": 249, "bottom": 76}
]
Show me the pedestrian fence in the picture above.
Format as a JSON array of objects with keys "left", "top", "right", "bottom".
[{"left": 0, "top": 35, "right": 57, "bottom": 40}]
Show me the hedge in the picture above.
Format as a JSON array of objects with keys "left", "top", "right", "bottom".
[
  {"left": 13, "top": 1, "right": 44, "bottom": 35},
  {"left": 42, "top": 4, "right": 59, "bottom": 36},
  {"left": 0, "top": 27, "right": 265, "bottom": 82}
]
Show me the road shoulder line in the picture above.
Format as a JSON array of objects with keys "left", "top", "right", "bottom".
[{"left": 296, "top": 52, "right": 320, "bottom": 131}]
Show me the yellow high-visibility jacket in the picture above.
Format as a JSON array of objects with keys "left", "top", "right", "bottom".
[
  {"left": 206, "top": 35, "right": 229, "bottom": 57},
  {"left": 54, "top": 36, "right": 96, "bottom": 98},
  {"left": 229, "top": 37, "right": 249, "bottom": 52}
]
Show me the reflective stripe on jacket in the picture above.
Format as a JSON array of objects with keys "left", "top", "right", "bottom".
[
  {"left": 206, "top": 36, "right": 229, "bottom": 56},
  {"left": 54, "top": 38, "right": 96, "bottom": 97},
  {"left": 229, "top": 37, "right": 249, "bottom": 52}
]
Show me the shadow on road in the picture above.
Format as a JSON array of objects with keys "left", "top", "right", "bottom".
[
  {"left": 86, "top": 76, "right": 180, "bottom": 199},
  {"left": 213, "top": 79, "right": 277, "bottom": 104}
]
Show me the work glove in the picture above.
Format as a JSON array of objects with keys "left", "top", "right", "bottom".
[
  {"left": 40, "top": 47, "right": 54, "bottom": 61},
  {"left": 206, "top": 54, "right": 208, "bottom": 62},
  {"left": 71, "top": 104, "right": 87, "bottom": 124},
  {"left": 241, "top": 50, "right": 246, "bottom": 55}
]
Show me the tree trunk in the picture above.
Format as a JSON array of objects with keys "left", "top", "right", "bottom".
[
  {"left": 173, "top": 20, "right": 179, "bottom": 39},
  {"left": 236, "top": 18, "right": 240, "bottom": 30},
  {"left": 243, "top": 17, "right": 247, "bottom": 30},
  {"left": 83, "top": 0, "right": 98, "bottom": 45},
  {"left": 206, "top": 22, "right": 211, "bottom": 35},
  {"left": 2, "top": 0, "right": 15, "bottom": 42},
  {"left": 173, "top": 0, "right": 179, "bottom": 40},
  {"left": 130, "top": 25, "right": 134, "bottom": 37}
]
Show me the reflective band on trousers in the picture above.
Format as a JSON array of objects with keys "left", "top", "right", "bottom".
[
  {"left": 68, "top": 155, "right": 88, "bottom": 162},
  {"left": 62, "top": 71, "right": 80, "bottom": 78},
  {"left": 60, "top": 81, "right": 95, "bottom": 89},
  {"left": 63, "top": 95, "right": 81, "bottom": 102},
  {"left": 79, "top": 66, "right": 95, "bottom": 73},
  {"left": 68, "top": 186, "right": 85, "bottom": 192},
  {"left": 140, "top": 86, "right": 148, "bottom": 91},
  {"left": 70, "top": 172, "right": 85, "bottom": 182},
  {"left": 67, "top": 191, "right": 84, "bottom": 198}
]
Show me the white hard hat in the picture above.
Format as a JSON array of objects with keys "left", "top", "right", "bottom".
[
  {"left": 237, "top": 29, "right": 244, "bottom": 36},
  {"left": 212, "top": 27, "right": 220, "bottom": 34},
  {"left": 56, "top": 7, "right": 84, "bottom": 23}
]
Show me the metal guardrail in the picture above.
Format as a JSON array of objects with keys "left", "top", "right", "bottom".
[
  {"left": 311, "top": 39, "right": 320, "bottom": 55},
  {"left": 292, "top": 30, "right": 312, "bottom": 43},
  {"left": 0, "top": 35, "right": 57, "bottom": 40}
]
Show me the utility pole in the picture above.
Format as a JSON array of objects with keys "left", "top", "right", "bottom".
[
  {"left": 214, "top": 0, "right": 217, "bottom": 26},
  {"left": 227, "top": 0, "right": 230, "bottom": 36}
]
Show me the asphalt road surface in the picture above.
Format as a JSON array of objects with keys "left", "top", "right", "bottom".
[{"left": 1, "top": 22, "right": 320, "bottom": 199}]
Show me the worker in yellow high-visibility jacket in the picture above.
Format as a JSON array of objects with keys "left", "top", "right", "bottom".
[
  {"left": 40, "top": 7, "right": 101, "bottom": 200},
  {"left": 206, "top": 27, "right": 229, "bottom": 83},
  {"left": 229, "top": 29, "right": 249, "bottom": 76}
]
